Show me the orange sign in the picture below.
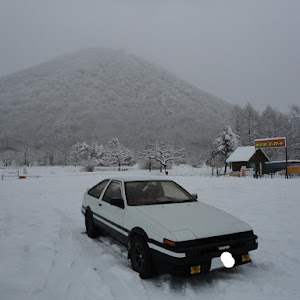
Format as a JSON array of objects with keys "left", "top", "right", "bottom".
[
  {"left": 287, "top": 166, "right": 300, "bottom": 174},
  {"left": 255, "top": 138, "right": 286, "bottom": 149}
]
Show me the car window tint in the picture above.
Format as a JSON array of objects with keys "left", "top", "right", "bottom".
[
  {"left": 88, "top": 180, "right": 109, "bottom": 199},
  {"left": 102, "top": 182, "right": 122, "bottom": 203}
]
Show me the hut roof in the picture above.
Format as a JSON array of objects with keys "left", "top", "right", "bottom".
[{"left": 226, "top": 146, "right": 261, "bottom": 163}]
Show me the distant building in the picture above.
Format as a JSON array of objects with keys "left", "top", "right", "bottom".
[
  {"left": 265, "top": 160, "right": 300, "bottom": 174},
  {"left": 226, "top": 146, "right": 269, "bottom": 176}
]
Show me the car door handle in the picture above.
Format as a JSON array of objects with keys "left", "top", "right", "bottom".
[{"left": 98, "top": 203, "right": 102, "bottom": 206}]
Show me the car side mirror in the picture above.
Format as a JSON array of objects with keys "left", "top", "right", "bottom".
[
  {"left": 110, "top": 198, "right": 125, "bottom": 209},
  {"left": 192, "top": 193, "right": 198, "bottom": 200}
]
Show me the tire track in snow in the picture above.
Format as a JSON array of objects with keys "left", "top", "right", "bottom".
[
  {"left": 31, "top": 208, "right": 112, "bottom": 300},
  {"left": 75, "top": 232, "right": 140, "bottom": 300}
]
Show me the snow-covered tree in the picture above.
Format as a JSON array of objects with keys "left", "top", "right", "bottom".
[
  {"left": 213, "top": 126, "right": 239, "bottom": 174},
  {"left": 152, "top": 141, "right": 186, "bottom": 175},
  {"left": 70, "top": 142, "right": 90, "bottom": 165},
  {"left": 289, "top": 105, "right": 300, "bottom": 159},
  {"left": 139, "top": 141, "right": 158, "bottom": 172},
  {"left": 17, "top": 142, "right": 33, "bottom": 166},
  {"left": 206, "top": 150, "right": 224, "bottom": 176},
  {"left": 243, "top": 103, "right": 260, "bottom": 145},
  {"left": 230, "top": 103, "right": 260, "bottom": 146},
  {"left": 55, "top": 133, "right": 75, "bottom": 166},
  {"left": 261, "top": 106, "right": 277, "bottom": 137},
  {"left": 89, "top": 142, "right": 106, "bottom": 165},
  {"left": 105, "top": 138, "right": 134, "bottom": 171},
  {"left": 1, "top": 150, "right": 16, "bottom": 167},
  {"left": 70, "top": 141, "right": 104, "bottom": 170},
  {"left": 230, "top": 105, "right": 244, "bottom": 135}
]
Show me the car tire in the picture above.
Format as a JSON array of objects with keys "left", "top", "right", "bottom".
[
  {"left": 130, "top": 237, "right": 154, "bottom": 279},
  {"left": 85, "top": 210, "right": 100, "bottom": 238}
]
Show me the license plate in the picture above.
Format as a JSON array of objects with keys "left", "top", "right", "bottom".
[{"left": 210, "top": 257, "right": 224, "bottom": 270}]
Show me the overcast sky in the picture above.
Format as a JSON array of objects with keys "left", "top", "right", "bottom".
[{"left": 1, "top": 0, "right": 299, "bottom": 112}]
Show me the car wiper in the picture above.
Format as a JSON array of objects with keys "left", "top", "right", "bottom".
[
  {"left": 144, "top": 201, "right": 176, "bottom": 205},
  {"left": 142, "top": 199, "right": 196, "bottom": 206},
  {"left": 158, "top": 201, "right": 177, "bottom": 205},
  {"left": 178, "top": 199, "right": 197, "bottom": 203}
]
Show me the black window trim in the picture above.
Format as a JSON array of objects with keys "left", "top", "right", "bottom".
[
  {"left": 101, "top": 180, "right": 124, "bottom": 205},
  {"left": 87, "top": 179, "right": 110, "bottom": 199}
]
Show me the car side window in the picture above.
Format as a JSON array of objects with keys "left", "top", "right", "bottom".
[
  {"left": 102, "top": 182, "right": 123, "bottom": 203},
  {"left": 88, "top": 180, "right": 109, "bottom": 199}
]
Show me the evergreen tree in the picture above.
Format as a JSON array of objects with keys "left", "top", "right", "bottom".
[{"left": 213, "top": 126, "right": 239, "bottom": 173}]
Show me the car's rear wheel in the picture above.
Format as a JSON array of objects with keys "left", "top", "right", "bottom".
[
  {"left": 85, "top": 210, "right": 100, "bottom": 238},
  {"left": 130, "top": 237, "right": 154, "bottom": 279}
]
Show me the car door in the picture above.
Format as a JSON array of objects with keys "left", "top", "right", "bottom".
[{"left": 99, "top": 180, "right": 128, "bottom": 244}]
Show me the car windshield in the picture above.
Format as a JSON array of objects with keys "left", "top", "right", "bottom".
[{"left": 125, "top": 181, "right": 197, "bottom": 206}]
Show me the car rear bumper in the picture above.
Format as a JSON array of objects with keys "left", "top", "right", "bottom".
[{"left": 149, "top": 231, "right": 258, "bottom": 275}]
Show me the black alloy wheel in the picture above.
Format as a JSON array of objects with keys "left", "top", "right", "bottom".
[
  {"left": 134, "top": 243, "right": 145, "bottom": 270},
  {"left": 130, "top": 237, "right": 154, "bottom": 279}
]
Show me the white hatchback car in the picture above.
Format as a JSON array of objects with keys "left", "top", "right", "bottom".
[{"left": 81, "top": 177, "right": 258, "bottom": 278}]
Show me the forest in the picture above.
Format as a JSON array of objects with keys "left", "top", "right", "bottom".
[{"left": 1, "top": 103, "right": 299, "bottom": 169}]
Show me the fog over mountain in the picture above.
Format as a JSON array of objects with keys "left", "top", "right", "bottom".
[{"left": 0, "top": 48, "right": 231, "bottom": 155}]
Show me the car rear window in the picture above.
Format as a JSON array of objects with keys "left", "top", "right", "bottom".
[{"left": 88, "top": 180, "right": 109, "bottom": 198}]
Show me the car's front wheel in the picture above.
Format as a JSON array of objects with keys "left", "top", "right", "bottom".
[
  {"left": 85, "top": 210, "right": 100, "bottom": 238},
  {"left": 130, "top": 237, "right": 154, "bottom": 279}
]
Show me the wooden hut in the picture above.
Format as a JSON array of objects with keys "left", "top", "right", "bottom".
[{"left": 226, "top": 146, "right": 269, "bottom": 176}]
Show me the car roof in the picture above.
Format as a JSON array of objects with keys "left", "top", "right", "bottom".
[{"left": 105, "top": 176, "right": 174, "bottom": 183}]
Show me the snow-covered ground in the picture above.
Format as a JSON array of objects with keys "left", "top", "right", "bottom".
[{"left": 0, "top": 166, "right": 299, "bottom": 300}]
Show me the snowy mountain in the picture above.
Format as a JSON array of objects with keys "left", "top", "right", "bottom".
[{"left": 0, "top": 48, "right": 231, "bottom": 153}]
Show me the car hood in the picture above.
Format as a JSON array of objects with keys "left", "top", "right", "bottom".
[{"left": 135, "top": 201, "right": 252, "bottom": 241}]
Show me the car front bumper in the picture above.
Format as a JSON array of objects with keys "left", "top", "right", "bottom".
[{"left": 149, "top": 230, "right": 258, "bottom": 275}]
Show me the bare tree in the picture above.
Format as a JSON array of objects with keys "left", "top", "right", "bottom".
[
  {"left": 106, "top": 138, "right": 134, "bottom": 171},
  {"left": 289, "top": 105, "right": 300, "bottom": 159},
  {"left": 56, "top": 133, "right": 75, "bottom": 166},
  {"left": 231, "top": 104, "right": 244, "bottom": 134},
  {"left": 18, "top": 139, "right": 33, "bottom": 166},
  {"left": 140, "top": 141, "right": 156, "bottom": 172},
  {"left": 206, "top": 150, "right": 224, "bottom": 176},
  {"left": 152, "top": 141, "right": 186, "bottom": 175},
  {"left": 244, "top": 103, "right": 260, "bottom": 145}
]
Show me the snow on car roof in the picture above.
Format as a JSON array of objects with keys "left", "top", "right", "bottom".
[{"left": 226, "top": 146, "right": 257, "bottom": 163}]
